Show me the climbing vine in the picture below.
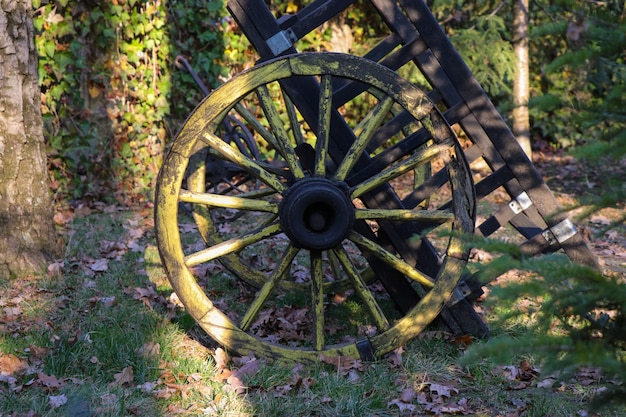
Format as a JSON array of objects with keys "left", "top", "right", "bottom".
[{"left": 36, "top": 0, "right": 172, "bottom": 204}]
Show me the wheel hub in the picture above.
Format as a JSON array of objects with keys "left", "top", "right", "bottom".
[{"left": 279, "top": 178, "right": 355, "bottom": 251}]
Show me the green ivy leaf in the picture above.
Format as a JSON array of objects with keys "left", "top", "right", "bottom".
[{"left": 43, "top": 41, "right": 56, "bottom": 58}]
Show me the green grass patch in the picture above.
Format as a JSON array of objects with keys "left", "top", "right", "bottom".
[{"left": 1, "top": 209, "right": 624, "bottom": 416}]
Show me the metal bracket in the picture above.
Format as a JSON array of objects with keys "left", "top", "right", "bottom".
[
  {"left": 267, "top": 28, "right": 298, "bottom": 56},
  {"left": 542, "top": 218, "right": 578, "bottom": 245},
  {"left": 356, "top": 338, "right": 375, "bottom": 361},
  {"left": 508, "top": 191, "right": 532, "bottom": 215}
]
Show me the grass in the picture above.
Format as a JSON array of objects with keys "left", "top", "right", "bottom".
[{"left": 1, "top": 207, "right": 624, "bottom": 416}]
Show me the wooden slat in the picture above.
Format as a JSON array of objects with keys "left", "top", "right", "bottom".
[
  {"left": 289, "top": 0, "right": 359, "bottom": 40},
  {"left": 366, "top": 0, "right": 559, "bottom": 244},
  {"left": 397, "top": 0, "right": 584, "bottom": 230},
  {"left": 333, "top": 37, "right": 428, "bottom": 106},
  {"left": 363, "top": 33, "right": 403, "bottom": 62}
]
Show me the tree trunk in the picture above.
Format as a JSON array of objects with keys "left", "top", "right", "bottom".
[
  {"left": 0, "top": 0, "right": 57, "bottom": 279},
  {"left": 513, "top": 0, "right": 532, "bottom": 159}
]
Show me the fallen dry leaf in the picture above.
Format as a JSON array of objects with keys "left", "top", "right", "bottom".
[
  {"left": 89, "top": 296, "right": 117, "bottom": 308},
  {"left": 53, "top": 210, "right": 74, "bottom": 226},
  {"left": 453, "top": 334, "right": 474, "bottom": 347},
  {"left": 49, "top": 394, "right": 68, "bottom": 409},
  {"left": 519, "top": 360, "right": 540, "bottom": 381},
  {"left": 100, "top": 393, "right": 117, "bottom": 406},
  {"left": 136, "top": 341, "right": 160, "bottom": 359},
  {"left": 0, "top": 354, "right": 29, "bottom": 375},
  {"left": 89, "top": 258, "right": 109, "bottom": 272},
  {"left": 386, "top": 346, "right": 404, "bottom": 367},
  {"left": 100, "top": 240, "right": 128, "bottom": 259},
  {"left": 47, "top": 260, "right": 64, "bottom": 276},
  {"left": 154, "top": 385, "right": 179, "bottom": 399},
  {"left": 38, "top": 372, "right": 64, "bottom": 391},
  {"left": 273, "top": 363, "right": 318, "bottom": 397},
  {"left": 319, "top": 354, "right": 364, "bottom": 376},
  {"left": 212, "top": 348, "right": 229, "bottom": 371},
  {"left": 399, "top": 387, "right": 417, "bottom": 402},
  {"left": 137, "top": 381, "right": 159, "bottom": 393},
  {"left": 3, "top": 305, "right": 23, "bottom": 316},
  {"left": 428, "top": 382, "right": 459, "bottom": 398},
  {"left": 232, "top": 357, "right": 261, "bottom": 379},
  {"left": 0, "top": 374, "right": 18, "bottom": 389},
  {"left": 576, "top": 367, "right": 602, "bottom": 385},
  {"left": 494, "top": 365, "right": 520, "bottom": 381},
  {"left": 226, "top": 373, "right": 247, "bottom": 395},
  {"left": 27, "top": 345, "right": 48, "bottom": 362},
  {"left": 424, "top": 397, "right": 473, "bottom": 415},
  {"left": 388, "top": 398, "right": 417, "bottom": 412},
  {"left": 113, "top": 366, "right": 134, "bottom": 387}
]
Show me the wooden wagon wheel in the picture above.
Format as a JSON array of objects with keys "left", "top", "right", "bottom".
[{"left": 155, "top": 53, "right": 475, "bottom": 362}]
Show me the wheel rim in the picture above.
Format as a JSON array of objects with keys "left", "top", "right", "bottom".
[{"left": 156, "top": 52, "right": 475, "bottom": 362}]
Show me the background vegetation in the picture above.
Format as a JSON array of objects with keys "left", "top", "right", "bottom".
[{"left": 35, "top": 0, "right": 624, "bottom": 205}]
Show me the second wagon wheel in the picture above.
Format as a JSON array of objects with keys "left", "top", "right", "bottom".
[{"left": 156, "top": 52, "right": 475, "bottom": 362}]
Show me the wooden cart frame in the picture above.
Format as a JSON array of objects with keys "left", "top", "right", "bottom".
[{"left": 154, "top": 0, "right": 600, "bottom": 362}]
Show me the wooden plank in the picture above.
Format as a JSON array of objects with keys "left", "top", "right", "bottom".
[
  {"left": 397, "top": 0, "right": 581, "bottom": 230},
  {"left": 507, "top": 211, "right": 546, "bottom": 240},
  {"left": 369, "top": 0, "right": 421, "bottom": 43},
  {"left": 363, "top": 33, "right": 403, "bottom": 62},
  {"left": 289, "top": 0, "right": 358, "bottom": 40},
  {"left": 474, "top": 166, "right": 515, "bottom": 201},
  {"left": 333, "top": 38, "right": 429, "bottom": 106},
  {"left": 367, "top": 0, "right": 565, "bottom": 250}
]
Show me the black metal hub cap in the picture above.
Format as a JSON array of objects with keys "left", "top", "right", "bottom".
[{"left": 279, "top": 178, "right": 355, "bottom": 251}]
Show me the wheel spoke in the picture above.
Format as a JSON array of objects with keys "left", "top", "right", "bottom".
[
  {"left": 256, "top": 85, "right": 305, "bottom": 179},
  {"left": 350, "top": 142, "right": 450, "bottom": 199},
  {"left": 355, "top": 208, "right": 454, "bottom": 223},
  {"left": 311, "top": 251, "right": 325, "bottom": 350},
  {"left": 334, "top": 96, "right": 395, "bottom": 181},
  {"left": 209, "top": 173, "right": 255, "bottom": 195},
  {"left": 230, "top": 187, "right": 277, "bottom": 199},
  {"left": 179, "top": 189, "right": 278, "bottom": 213},
  {"left": 234, "top": 102, "right": 282, "bottom": 151},
  {"left": 315, "top": 74, "right": 333, "bottom": 176},
  {"left": 332, "top": 247, "right": 390, "bottom": 331},
  {"left": 347, "top": 230, "right": 435, "bottom": 288},
  {"left": 201, "top": 131, "right": 286, "bottom": 193},
  {"left": 184, "top": 223, "right": 281, "bottom": 267},
  {"left": 284, "top": 93, "right": 305, "bottom": 146},
  {"left": 346, "top": 128, "right": 432, "bottom": 186},
  {"left": 240, "top": 245, "right": 300, "bottom": 331},
  {"left": 327, "top": 250, "right": 343, "bottom": 281}
]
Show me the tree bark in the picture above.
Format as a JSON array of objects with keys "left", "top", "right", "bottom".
[
  {"left": 513, "top": 0, "right": 532, "bottom": 159},
  {"left": 0, "top": 0, "right": 57, "bottom": 279}
]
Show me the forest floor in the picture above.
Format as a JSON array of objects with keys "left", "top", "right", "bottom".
[{"left": 0, "top": 148, "right": 624, "bottom": 417}]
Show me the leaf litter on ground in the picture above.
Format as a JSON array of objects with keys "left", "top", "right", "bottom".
[{"left": 2, "top": 189, "right": 624, "bottom": 416}]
